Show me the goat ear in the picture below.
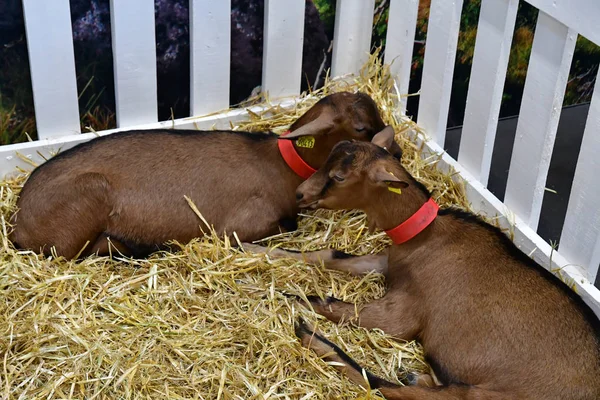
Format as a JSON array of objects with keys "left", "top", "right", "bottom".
[
  {"left": 371, "top": 126, "right": 396, "bottom": 151},
  {"left": 281, "top": 112, "right": 334, "bottom": 139},
  {"left": 372, "top": 126, "right": 403, "bottom": 160},
  {"left": 368, "top": 164, "right": 410, "bottom": 189}
]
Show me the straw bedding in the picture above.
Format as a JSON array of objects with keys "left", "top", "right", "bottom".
[{"left": 0, "top": 55, "right": 470, "bottom": 399}]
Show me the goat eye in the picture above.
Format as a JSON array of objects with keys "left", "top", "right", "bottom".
[
  {"left": 333, "top": 175, "right": 345, "bottom": 182},
  {"left": 355, "top": 127, "right": 366, "bottom": 132}
]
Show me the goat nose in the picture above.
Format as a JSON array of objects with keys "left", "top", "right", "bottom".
[{"left": 296, "top": 192, "right": 304, "bottom": 201}]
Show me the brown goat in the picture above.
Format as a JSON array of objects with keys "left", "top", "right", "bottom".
[
  {"left": 10, "top": 92, "right": 401, "bottom": 259},
  {"left": 250, "top": 127, "right": 600, "bottom": 399}
]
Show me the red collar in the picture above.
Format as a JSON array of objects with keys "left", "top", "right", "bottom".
[
  {"left": 277, "top": 130, "right": 316, "bottom": 180},
  {"left": 385, "top": 198, "right": 439, "bottom": 244}
]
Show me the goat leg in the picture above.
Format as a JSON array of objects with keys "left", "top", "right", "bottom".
[
  {"left": 295, "top": 318, "right": 399, "bottom": 391},
  {"left": 296, "top": 319, "right": 507, "bottom": 400},
  {"left": 377, "top": 385, "right": 512, "bottom": 400},
  {"left": 242, "top": 243, "right": 388, "bottom": 275},
  {"left": 402, "top": 371, "right": 438, "bottom": 388},
  {"left": 304, "top": 294, "right": 421, "bottom": 340},
  {"left": 302, "top": 295, "right": 357, "bottom": 324}
]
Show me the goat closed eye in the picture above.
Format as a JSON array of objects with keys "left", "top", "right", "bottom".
[{"left": 333, "top": 175, "right": 345, "bottom": 182}]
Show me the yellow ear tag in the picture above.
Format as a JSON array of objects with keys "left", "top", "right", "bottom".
[
  {"left": 387, "top": 183, "right": 402, "bottom": 195},
  {"left": 296, "top": 136, "right": 315, "bottom": 148},
  {"left": 384, "top": 171, "right": 401, "bottom": 194}
]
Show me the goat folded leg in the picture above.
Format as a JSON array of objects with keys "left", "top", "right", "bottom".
[
  {"left": 242, "top": 243, "right": 388, "bottom": 275},
  {"left": 295, "top": 318, "right": 399, "bottom": 391},
  {"left": 296, "top": 319, "right": 509, "bottom": 400},
  {"left": 303, "top": 293, "right": 421, "bottom": 340}
]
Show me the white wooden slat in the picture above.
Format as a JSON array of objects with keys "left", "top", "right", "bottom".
[
  {"left": 417, "top": 0, "right": 463, "bottom": 145},
  {"left": 262, "top": 0, "right": 306, "bottom": 99},
  {"left": 22, "top": 0, "right": 80, "bottom": 139},
  {"left": 109, "top": 0, "right": 158, "bottom": 127},
  {"left": 384, "top": 0, "right": 419, "bottom": 113},
  {"left": 458, "top": 0, "right": 519, "bottom": 185},
  {"left": 560, "top": 69, "right": 600, "bottom": 283},
  {"left": 526, "top": 0, "right": 600, "bottom": 46},
  {"left": 409, "top": 131, "right": 600, "bottom": 317},
  {"left": 331, "top": 0, "right": 375, "bottom": 77},
  {"left": 190, "top": 0, "right": 231, "bottom": 116},
  {"left": 504, "top": 12, "right": 576, "bottom": 229}
]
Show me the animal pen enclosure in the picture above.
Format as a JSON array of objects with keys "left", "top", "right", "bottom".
[{"left": 2, "top": 0, "right": 600, "bottom": 398}]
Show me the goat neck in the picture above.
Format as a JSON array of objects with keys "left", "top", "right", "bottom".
[
  {"left": 277, "top": 131, "right": 316, "bottom": 180},
  {"left": 384, "top": 198, "right": 439, "bottom": 245},
  {"left": 260, "top": 138, "right": 307, "bottom": 194},
  {"left": 364, "top": 174, "right": 438, "bottom": 247}
]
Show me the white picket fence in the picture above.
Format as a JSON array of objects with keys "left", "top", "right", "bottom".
[{"left": 4, "top": 0, "right": 600, "bottom": 315}]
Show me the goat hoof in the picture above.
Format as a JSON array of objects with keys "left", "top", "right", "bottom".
[
  {"left": 241, "top": 242, "right": 265, "bottom": 254},
  {"left": 402, "top": 372, "right": 419, "bottom": 386},
  {"left": 401, "top": 371, "right": 436, "bottom": 387},
  {"left": 294, "top": 317, "right": 311, "bottom": 338},
  {"left": 295, "top": 318, "right": 323, "bottom": 349},
  {"left": 295, "top": 318, "right": 316, "bottom": 346},
  {"left": 280, "top": 291, "right": 302, "bottom": 301}
]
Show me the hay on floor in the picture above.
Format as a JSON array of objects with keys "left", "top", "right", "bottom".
[{"left": 0, "top": 54, "right": 469, "bottom": 399}]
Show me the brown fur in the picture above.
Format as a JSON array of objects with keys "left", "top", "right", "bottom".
[
  {"left": 10, "top": 92, "right": 400, "bottom": 259},
  {"left": 268, "top": 128, "right": 600, "bottom": 399}
]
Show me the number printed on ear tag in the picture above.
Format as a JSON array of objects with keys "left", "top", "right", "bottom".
[{"left": 296, "top": 136, "right": 315, "bottom": 148}]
